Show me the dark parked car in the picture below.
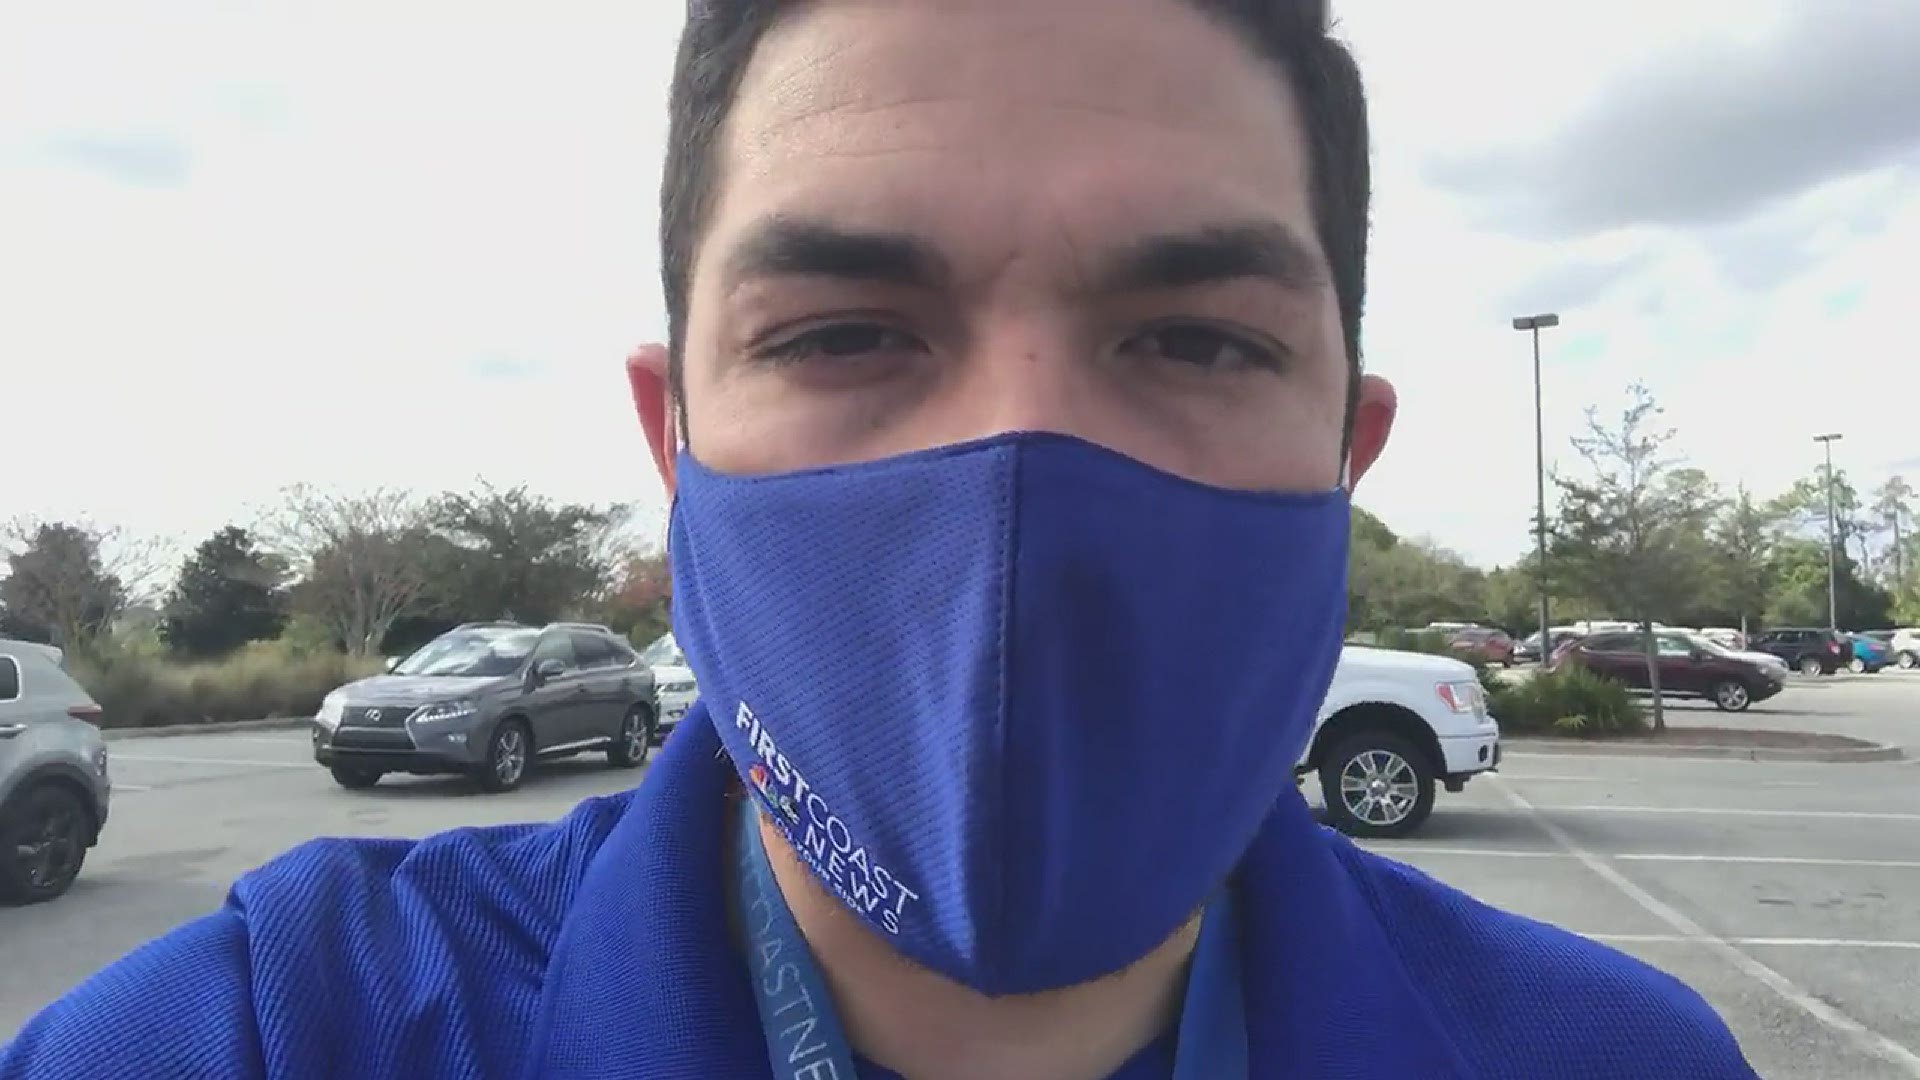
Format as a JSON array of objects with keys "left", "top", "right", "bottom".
[
  {"left": 0, "top": 640, "right": 112, "bottom": 904},
  {"left": 1513, "top": 629, "right": 1583, "bottom": 665},
  {"left": 1553, "top": 630, "right": 1785, "bottom": 712},
  {"left": 1447, "top": 627, "right": 1515, "bottom": 667},
  {"left": 312, "top": 622, "right": 656, "bottom": 793},
  {"left": 1748, "top": 627, "right": 1851, "bottom": 677}
]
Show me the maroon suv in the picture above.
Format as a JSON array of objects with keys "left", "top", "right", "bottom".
[
  {"left": 1554, "top": 630, "right": 1785, "bottom": 712},
  {"left": 1447, "top": 627, "right": 1515, "bottom": 667}
]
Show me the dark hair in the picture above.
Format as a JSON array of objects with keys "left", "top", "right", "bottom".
[{"left": 660, "top": 1, "right": 1369, "bottom": 443}]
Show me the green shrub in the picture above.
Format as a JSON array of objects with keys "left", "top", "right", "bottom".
[
  {"left": 1485, "top": 666, "right": 1646, "bottom": 738},
  {"left": 1372, "top": 628, "right": 1465, "bottom": 661},
  {"left": 70, "top": 640, "right": 381, "bottom": 729}
]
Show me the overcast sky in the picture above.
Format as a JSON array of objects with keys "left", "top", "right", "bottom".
[{"left": 3, "top": 0, "right": 1916, "bottom": 570}]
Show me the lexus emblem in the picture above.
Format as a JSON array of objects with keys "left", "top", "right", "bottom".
[{"left": 366, "top": 709, "right": 383, "bottom": 723}]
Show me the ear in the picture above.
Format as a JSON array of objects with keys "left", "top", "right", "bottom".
[
  {"left": 627, "top": 344, "right": 678, "bottom": 496},
  {"left": 1344, "top": 374, "right": 1397, "bottom": 489}
]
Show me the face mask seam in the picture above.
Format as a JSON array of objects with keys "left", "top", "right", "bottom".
[{"left": 987, "top": 442, "right": 1020, "bottom": 988}]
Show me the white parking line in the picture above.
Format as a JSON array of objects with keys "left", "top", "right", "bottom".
[
  {"left": 1538, "top": 805, "right": 1920, "bottom": 822},
  {"left": 1502, "top": 774, "right": 1822, "bottom": 787},
  {"left": 1589, "top": 934, "right": 1920, "bottom": 952},
  {"left": 109, "top": 753, "right": 310, "bottom": 770},
  {"left": 1490, "top": 775, "right": 1920, "bottom": 1076},
  {"left": 1366, "top": 847, "right": 1920, "bottom": 871},
  {"left": 110, "top": 783, "right": 153, "bottom": 793}
]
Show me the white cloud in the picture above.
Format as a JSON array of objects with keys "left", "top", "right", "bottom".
[{"left": 1, "top": 0, "right": 1912, "bottom": 572}]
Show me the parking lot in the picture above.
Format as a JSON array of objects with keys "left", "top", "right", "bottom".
[{"left": 4, "top": 673, "right": 1918, "bottom": 1076}]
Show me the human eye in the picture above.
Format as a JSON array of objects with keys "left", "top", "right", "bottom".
[
  {"left": 750, "top": 320, "right": 928, "bottom": 368},
  {"left": 1116, "top": 320, "right": 1287, "bottom": 373}
]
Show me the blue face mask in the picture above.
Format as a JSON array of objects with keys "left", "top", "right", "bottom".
[{"left": 670, "top": 432, "right": 1350, "bottom": 996}]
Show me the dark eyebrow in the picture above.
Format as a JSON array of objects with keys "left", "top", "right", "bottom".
[
  {"left": 1095, "top": 222, "right": 1328, "bottom": 294},
  {"left": 722, "top": 216, "right": 951, "bottom": 290}
]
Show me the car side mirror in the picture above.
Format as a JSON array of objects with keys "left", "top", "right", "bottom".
[
  {"left": 384, "top": 656, "right": 402, "bottom": 673},
  {"left": 529, "top": 658, "right": 566, "bottom": 687}
]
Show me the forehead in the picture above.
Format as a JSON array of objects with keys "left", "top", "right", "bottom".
[{"left": 704, "top": 0, "right": 1319, "bottom": 280}]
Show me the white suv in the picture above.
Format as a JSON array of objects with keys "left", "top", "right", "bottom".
[
  {"left": 1890, "top": 629, "right": 1920, "bottom": 671},
  {"left": 1300, "top": 646, "right": 1502, "bottom": 838}
]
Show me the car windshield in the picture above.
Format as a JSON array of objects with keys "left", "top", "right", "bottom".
[
  {"left": 1684, "top": 633, "right": 1740, "bottom": 659},
  {"left": 639, "top": 633, "right": 684, "bottom": 666},
  {"left": 392, "top": 629, "right": 540, "bottom": 677}
]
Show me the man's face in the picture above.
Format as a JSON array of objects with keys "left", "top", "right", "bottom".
[{"left": 643, "top": 0, "right": 1394, "bottom": 493}]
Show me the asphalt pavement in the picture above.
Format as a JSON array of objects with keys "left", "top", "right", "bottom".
[{"left": 3, "top": 671, "right": 1918, "bottom": 1078}]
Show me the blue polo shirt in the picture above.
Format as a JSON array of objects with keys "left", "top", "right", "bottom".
[{"left": 2, "top": 705, "right": 1754, "bottom": 1079}]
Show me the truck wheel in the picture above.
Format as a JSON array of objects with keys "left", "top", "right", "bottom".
[
  {"left": 1798, "top": 656, "right": 1824, "bottom": 677},
  {"left": 1899, "top": 651, "right": 1917, "bottom": 670},
  {"left": 1710, "top": 680, "right": 1751, "bottom": 712},
  {"left": 1319, "top": 732, "right": 1436, "bottom": 839}
]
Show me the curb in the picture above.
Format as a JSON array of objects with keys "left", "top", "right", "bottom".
[
  {"left": 103, "top": 717, "right": 310, "bottom": 741},
  {"left": 1505, "top": 736, "right": 1905, "bottom": 764}
]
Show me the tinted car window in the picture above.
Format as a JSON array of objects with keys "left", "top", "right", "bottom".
[
  {"left": 1656, "top": 636, "right": 1693, "bottom": 658},
  {"left": 572, "top": 632, "right": 615, "bottom": 669},
  {"left": 1584, "top": 633, "right": 1636, "bottom": 652},
  {"left": 532, "top": 633, "right": 578, "bottom": 671},
  {"left": 0, "top": 656, "right": 19, "bottom": 701}
]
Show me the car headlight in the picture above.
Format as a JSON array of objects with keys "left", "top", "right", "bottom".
[
  {"left": 1435, "top": 680, "right": 1484, "bottom": 714},
  {"left": 411, "top": 700, "right": 478, "bottom": 725},
  {"left": 315, "top": 693, "right": 345, "bottom": 729}
]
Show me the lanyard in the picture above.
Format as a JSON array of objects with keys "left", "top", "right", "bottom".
[{"left": 732, "top": 797, "right": 1247, "bottom": 1079}]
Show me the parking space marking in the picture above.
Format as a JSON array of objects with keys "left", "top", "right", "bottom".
[
  {"left": 1589, "top": 934, "right": 1920, "bottom": 951},
  {"left": 108, "top": 753, "right": 311, "bottom": 770},
  {"left": 1369, "top": 847, "right": 1920, "bottom": 871},
  {"left": 1505, "top": 774, "right": 1822, "bottom": 787},
  {"left": 1490, "top": 775, "right": 1920, "bottom": 1076},
  {"left": 110, "top": 784, "right": 153, "bottom": 793},
  {"left": 1540, "top": 805, "right": 1920, "bottom": 822}
]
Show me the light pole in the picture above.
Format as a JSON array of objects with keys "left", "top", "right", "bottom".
[
  {"left": 1814, "top": 433, "right": 1843, "bottom": 630},
  {"left": 1513, "top": 313, "right": 1559, "bottom": 662}
]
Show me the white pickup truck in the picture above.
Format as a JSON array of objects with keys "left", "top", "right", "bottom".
[{"left": 1300, "top": 646, "right": 1502, "bottom": 838}]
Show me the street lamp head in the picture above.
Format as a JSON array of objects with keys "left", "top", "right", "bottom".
[
  {"left": 1813, "top": 433, "right": 1844, "bottom": 443},
  {"left": 1512, "top": 313, "right": 1561, "bottom": 331}
]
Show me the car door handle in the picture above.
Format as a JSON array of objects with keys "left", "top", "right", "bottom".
[{"left": 0, "top": 724, "right": 26, "bottom": 739}]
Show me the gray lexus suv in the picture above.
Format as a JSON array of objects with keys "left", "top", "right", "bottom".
[
  {"left": 312, "top": 622, "right": 657, "bottom": 793},
  {"left": 0, "top": 639, "right": 112, "bottom": 904}
]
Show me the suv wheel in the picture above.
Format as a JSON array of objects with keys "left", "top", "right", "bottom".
[
  {"left": 477, "top": 719, "right": 532, "bottom": 793},
  {"left": 0, "top": 784, "right": 91, "bottom": 905},
  {"left": 329, "top": 764, "right": 383, "bottom": 790},
  {"left": 1798, "top": 655, "right": 1824, "bottom": 677},
  {"left": 1710, "top": 679, "right": 1752, "bottom": 712},
  {"left": 1319, "top": 732, "right": 1436, "bottom": 839},
  {"left": 608, "top": 703, "right": 654, "bottom": 769},
  {"left": 1900, "top": 651, "right": 1918, "bottom": 671}
]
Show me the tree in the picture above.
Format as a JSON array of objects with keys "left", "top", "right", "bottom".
[
  {"left": 1770, "top": 467, "right": 1870, "bottom": 570},
  {"left": 1712, "top": 487, "right": 1775, "bottom": 636},
  {"left": 1873, "top": 476, "right": 1915, "bottom": 591},
  {"left": 0, "top": 521, "right": 157, "bottom": 650},
  {"left": 596, "top": 552, "right": 673, "bottom": 645},
  {"left": 266, "top": 488, "right": 437, "bottom": 657},
  {"left": 429, "top": 484, "right": 629, "bottom": 625},
  {"left": 162, "top": 526, "right": 289, "bottom": 658},
  {"left": 1548, "top": 385, "right": 1707, "bottom": 732}
]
